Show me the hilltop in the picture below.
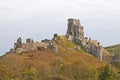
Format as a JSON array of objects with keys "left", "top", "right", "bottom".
[{"left": 0, "top": 36, "right": 119, "bottom": 80}]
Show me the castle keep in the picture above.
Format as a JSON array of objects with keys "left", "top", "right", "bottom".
[
  {"left": 66, "top": 19, "right": 84, "bottom": 41},
  {"left": 66, "top": 18, "right": 103, "bottom": 60}
]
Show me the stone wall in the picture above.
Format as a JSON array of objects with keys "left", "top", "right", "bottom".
[
  {"left": 84, "top": 43, "right": 102, "bottom": 60},
  {"left": 9, "top": 37, "right": 58, "bottom": 53}
]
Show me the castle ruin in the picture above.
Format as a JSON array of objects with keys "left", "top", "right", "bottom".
[
  {"left": 9, "top": 37, "right": 58, "bottom": 53},
  {"left": 8, "top": 18, "right": 103, "bottom": 60},
  {"left": 66, "top": 18, "right": 103, "bottom": 60}
]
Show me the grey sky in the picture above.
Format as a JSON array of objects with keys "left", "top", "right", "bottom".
[{"left": 0, "top": 0, "right": 120, "bottom": 55}]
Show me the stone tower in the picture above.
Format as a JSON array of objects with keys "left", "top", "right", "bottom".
[
  {"left": 66, "top": 19, "right": 84, "bottom": 41},
  {"left": 66, "top": 18, "right": 103, "bottom": 60}
]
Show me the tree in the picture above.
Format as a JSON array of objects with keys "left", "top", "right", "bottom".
[
  {"left": 22, "top": 66, "right": 37, "bottom": 80},
  {"left": 54, "top": 34, "right": 58, "bottom": 38},
  {"left": 99, "top": 64, "right": 117, "bottom": 80}
]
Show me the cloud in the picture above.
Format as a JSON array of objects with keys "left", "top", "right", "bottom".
[{"left": 0, "top": 0, "right": 119, "bottom": 20}]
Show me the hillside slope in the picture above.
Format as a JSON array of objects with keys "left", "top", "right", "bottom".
[{"left": 0, "top": 36, "right": 119, "bottom": 80}]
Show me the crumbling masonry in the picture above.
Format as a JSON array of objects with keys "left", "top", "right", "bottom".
[
  {"left": 66, "top": 18, "right": 103, "bottom": 60},
  {"left": 9, "top": 37, "right": 58, "bottom": 53}
]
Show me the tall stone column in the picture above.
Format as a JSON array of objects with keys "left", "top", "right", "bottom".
[
  {"left": 66, "top": 18, "right": 84, "bottom": 41},
  {"left": 16, "top": 37, "right": 22, "bottom": 48}
]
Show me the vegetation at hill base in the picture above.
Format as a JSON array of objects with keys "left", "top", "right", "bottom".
[
  {"left": 99, "top": 64, "right": 119, "bottom": 80},
  {"left": 0, "top": 36, "right": 119, "bottom": 80}
]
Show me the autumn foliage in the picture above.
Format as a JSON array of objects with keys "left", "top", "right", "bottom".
[{"left": 0, "top": 36, "right": 119, "bottom": 80}]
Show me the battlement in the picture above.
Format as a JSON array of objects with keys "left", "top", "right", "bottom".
[{"left": 68, "top": 18, "right": 80, "bottom": 25}]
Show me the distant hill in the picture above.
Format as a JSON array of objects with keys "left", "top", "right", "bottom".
[
  {"left": 105, "top": 44, "right": 120, "bottom": 70},
  {"left": 105, "top": 44, "right": 120, "bottom": 54},
  {"left": 0, "top": 36, "right": 119, "bottom": 80}
]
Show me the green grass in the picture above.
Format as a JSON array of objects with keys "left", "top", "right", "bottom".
[
  {"left": 105, "top": 44, "right": 120, "bottom": 71},
  {"left": 105, "top": 44, "right": 120, "bottom": 54}
]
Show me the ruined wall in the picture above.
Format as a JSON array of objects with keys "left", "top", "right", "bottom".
[
  {"left": 84, "top": 43, "right": 102, "bottom": 60},
  {"left": 14, "top": 37, "right": 22, "bottom": 49},
  {"left": 9, "top": 37, "right": 58, "bottom": 53}
]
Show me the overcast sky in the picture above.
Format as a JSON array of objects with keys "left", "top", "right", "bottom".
[{"left": 0, "top": 0, "right": 120, "bottom": 55}]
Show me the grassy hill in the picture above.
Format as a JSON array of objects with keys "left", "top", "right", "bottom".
[
  {"left": 105, "top": 44, "right": 120, "bottom": 54},
  {"left": 0, "top": 36, "right": 119, "bottom": 80},
  {"left": 105, "top": 44, "right": 120, "bottom": 70}
]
